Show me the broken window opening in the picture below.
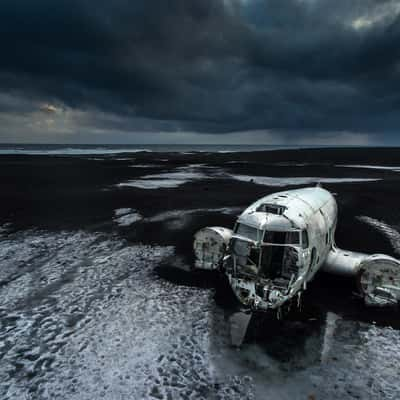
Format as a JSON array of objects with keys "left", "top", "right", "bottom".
[
  {"left": 256, "top": 203, "right": 286, "bottom": 215},
  {"left": 258, "top": 245, "right": 299, "bottom": 282},
  {"left": 230, "top": 238, "right": 259, "bottom": 275},
  {"left": 263, "top": 230, "right": 300, "bottom": 245},
  {"left": 230, "top": 234, "right": 300, "bottom": 281}
]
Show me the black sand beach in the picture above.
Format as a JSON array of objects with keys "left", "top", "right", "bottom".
[{"left": 1, "top": 147, "right": 400, "bottom": 399}]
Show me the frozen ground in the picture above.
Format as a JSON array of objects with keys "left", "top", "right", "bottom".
[
  {"left": 1, "top": 227, "right": 400, "bottom": 399},
  {"left": 117, "top": 164, "right": 382, "bottom": 190},
  {"left": 147, "top": 207, "right": 242, "bottom": 230},
  {"left": 113, "top": 208, "right": 143, "bottom": 226},
  {"left": 0, "top": 228, "right": 253, "bottom": 400},
  {"left": 358, "top": 216, "right": 400, "bottom": 255},
  {"left": 231, "top": 175, "right": 381, "bottom": 186},
  {"left": 210, "top": 311, "right": 400, "bottom": 400},
  {"left": 337, "top": 165, "right": 400, "bottom": 172},
  {"left": 117, "top": 164, "right": 225, "bottom": 189},
  {"left": 117, "top": 166, "right": 211, "bottom": 189},
  {"left": 1, "top": 148, "right": 400, "bottom": 399}
]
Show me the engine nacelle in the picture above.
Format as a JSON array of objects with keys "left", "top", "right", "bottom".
[
  {"left": 323, "top": 248, "right": 400, "bottom": 307},
  {"left": 193, "top": 227, "right": 233, "bottom": 270}
]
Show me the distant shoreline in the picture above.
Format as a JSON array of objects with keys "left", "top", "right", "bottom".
[{"left": 0, "top": 143, "right": 399, "bottom": 155}]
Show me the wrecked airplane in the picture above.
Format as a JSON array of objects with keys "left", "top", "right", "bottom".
[{"left": 194, "top": 187, "right": 400, "bottom": 316}]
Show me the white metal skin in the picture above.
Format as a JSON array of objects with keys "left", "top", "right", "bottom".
[{"left": 193, "top": 186, "right": 400, "bottom": 311}]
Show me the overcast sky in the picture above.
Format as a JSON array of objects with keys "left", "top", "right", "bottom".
[{"left": 0, "top": 0, "right": 399, "bottom": 144}]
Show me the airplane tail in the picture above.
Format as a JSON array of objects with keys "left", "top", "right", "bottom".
[{"left": 322, "top": 247, "right": 400, "bottom": 307}]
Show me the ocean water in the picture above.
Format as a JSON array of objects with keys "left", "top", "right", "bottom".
[{"left": 0, "top": 143, "right": 363, "bottom": 155}]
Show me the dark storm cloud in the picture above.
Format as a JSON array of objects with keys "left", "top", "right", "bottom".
[{"left": 0, "top": 0, "right": 399, "bottom": 137}]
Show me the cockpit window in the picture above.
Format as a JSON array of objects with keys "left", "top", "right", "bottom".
[
  {"left": 286, "top": 231, "right": 300, "bottom": 244},
  {"left": 234, "top": 223, "right": 259, "bottom": 241},
  {"left": 263, "top": 230, "right": 300, "bottom": 245},
  {"left": 256, "top": 203, "right": 286, "bottom": 215}
]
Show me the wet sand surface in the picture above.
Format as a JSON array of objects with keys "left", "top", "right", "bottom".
[{"left": 0, "top": 147, "right": 400, "bottom": 399}]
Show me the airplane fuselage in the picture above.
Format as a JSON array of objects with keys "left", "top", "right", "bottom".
[{"left": 193, "top": 186, "right": 400, "bottom": 311}]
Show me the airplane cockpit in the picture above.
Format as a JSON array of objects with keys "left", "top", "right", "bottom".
[{"left": 224, "top": 217, "right": 308, "bottom": 307}]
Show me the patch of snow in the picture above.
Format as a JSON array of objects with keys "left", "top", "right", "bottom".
[
  {"left": 117, "top": 165, "right": 213, "bottom": 189},
  {"left": 358, "top": 216, "right": 400, "bottom": 255},
  {"left": 146, "top": 171, "right": 207, "bottom": 181},
  {"left": 231, "top": 175, "right": 380, "bottom": 186},
  {"left": 337, "top": 164, "right": 400, "bottom": 172},
  {"left": 118, "top": 179, "right": 186, "bottom": 189},
  {"left": 129, "top": 164, "right": 162, "bottom": 168},
  {"left": 0, "top": 230, "right": 253, "bottom": 399},
  {"left": 0, "top": 223, "right": 11, "bottom": 236},
  {"left": 149, "top": 207, "right": 240, "bottom": 222},
  {"left": 114, "top": 213, "right": 142, "bottom": 227},
  {"left": 114, "top": 208, "right": 134, "bottom": 217},
  {"left": 113, "top": 208, "right": 142, "bottom": 226},
  {"left": 117, "top": 163, "right": 382, "bottom": 191},
  {"left": 147, "top": 207, "right": 241, "bottom": 230},
  {"left": 274, "top": 162, "right": 310, "bottom": 167}
]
